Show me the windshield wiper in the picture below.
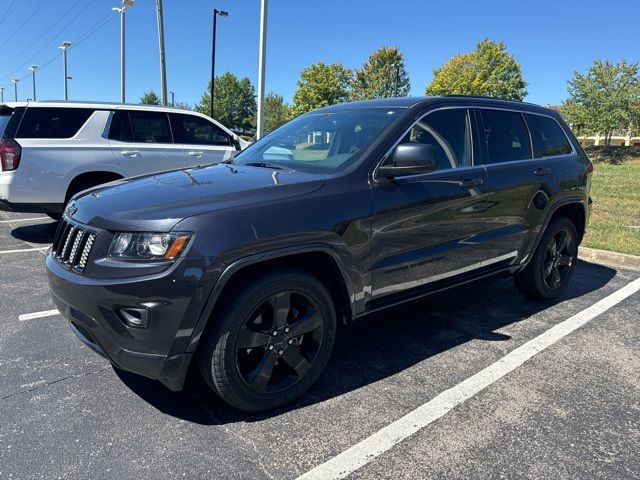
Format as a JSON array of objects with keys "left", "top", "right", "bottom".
[{"left": 244, "top": 162, "right": 285, "bottom": 170}]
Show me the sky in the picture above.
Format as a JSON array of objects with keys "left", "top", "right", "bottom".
[{"left": 0, "top": 0, "right": 639, "bottom": 109}]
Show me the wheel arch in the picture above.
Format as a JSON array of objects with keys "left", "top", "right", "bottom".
[
  {"left": 186, "top": 244, "right": 357, "bottom": 354},
  {"left": 65, "top": 170, "right": 124, "bottom": 202}
]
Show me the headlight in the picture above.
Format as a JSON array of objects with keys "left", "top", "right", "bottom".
[{"left": 108, "top": 232, "right": 191, "bottom": 261}]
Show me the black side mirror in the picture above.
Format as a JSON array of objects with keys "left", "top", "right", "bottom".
[
  {"left": 379, "top": 143, "right": 439, "bottom": 178},
  {"left": 232, "top": 136, "right": 242, "bottom": 151}
]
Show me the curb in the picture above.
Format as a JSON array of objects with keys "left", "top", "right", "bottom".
[{"left": 579, "top": 246, "right": 640, "bottom": 271}]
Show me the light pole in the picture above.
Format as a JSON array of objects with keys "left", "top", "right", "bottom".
[
  {"left": 169, "top": 91, "right": 174, "bottom": 107},
  {"left": 156, "top": 0, "right": 168, "bottom": 106},
  {"left": 256, "top": 0, "right": 267, "bottom": 139},
  {"left": 59, "top": 41, "right": 71, "bottom": 100},
  {"left": 11, "top": 79, "right": 19, "bottom": 101},
  {"left": 210, "top": 8, "right": 228, "bottom": 119},
  {"left": 0, "top": 88, "right": 5, "bottom": 102},
  {"left": 28, "top": 65, "right": 38, "bottom": 101},
  {"left": 113, "top": 0, "right": 135, "bottom": 104}
]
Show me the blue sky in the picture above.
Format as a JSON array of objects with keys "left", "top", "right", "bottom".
[{"left": 0, "top": 0, "right": 639, "bottom": 108}]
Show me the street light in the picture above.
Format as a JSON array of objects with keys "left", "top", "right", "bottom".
[
  {"left": 59, "top": 41, "right": 72, "bottom": 100},
  {"left": 210, "top": 8, "right": 228, "bottom": 119},
  {"left": 28, "top": 65, "right": 38, "bottom": 101},
  {"left": 169, "top": 91, "right": 175, "bottom": 107},
  {"left": 256, "top": 0, "right": 267, "bottom": 139},
  {"left": 112, "top": 0, "right": 134, "bottom": 103},
  {"left": 11, "top": 79, "right": 19, "bottom": 101},
  {"left": 0, "top": 88, "right": 5, "bottom": 103}
]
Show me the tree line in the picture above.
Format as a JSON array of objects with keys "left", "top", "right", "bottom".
[{"left": 140, "top": 39, "right": 640, "bottom": 144}]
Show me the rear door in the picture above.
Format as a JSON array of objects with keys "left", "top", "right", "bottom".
[
  {"left": 108, "top": 109, "right": 186, "bottom": 176},
  {"left": 477, "top": 108, "right": 559, "bottom": 261},
  {"left": 369, "top": 107, "right": 499, "bottom": 305},
  {"left": 169, "top": 112, "right": 235, "bottom": 167}
]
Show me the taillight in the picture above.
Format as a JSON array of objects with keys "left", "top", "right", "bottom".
[
  {"left": 0, "top": 139, "right": 21, "bottom": 171},
  {"left": 587, "top": 161, "right": 594, "bottom": 173}
]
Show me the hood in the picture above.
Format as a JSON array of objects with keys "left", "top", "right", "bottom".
[{"left": 69, "top": 163, "right": 327, "bottom": 231}]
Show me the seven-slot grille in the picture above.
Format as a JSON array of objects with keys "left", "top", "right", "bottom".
[{"left": 52, "top": 218, "right": 97, "bottom": 273}]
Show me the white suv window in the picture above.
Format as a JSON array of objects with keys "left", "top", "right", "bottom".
[
  {"left": 169, "top": 113, "right": 231, "bottom": 146},
  {"left": 108, "top": 110, "right": 173, "bottom": 144}
]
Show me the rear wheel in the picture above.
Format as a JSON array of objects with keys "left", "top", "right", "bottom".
[
  {"left": 514, "top": 217, "right": 578, "bottom": 300},
  {"left": 198, "top": 269, "right": 337, "bottom": 411}
]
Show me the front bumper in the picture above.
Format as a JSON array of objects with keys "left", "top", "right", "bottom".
[{"left": 46, "top": 251, "right": 217, "bottom": 391}]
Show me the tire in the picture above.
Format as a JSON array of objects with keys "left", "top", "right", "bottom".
[
  {"left": 514, "top": 217, "right": 578, "bottom": 300},
  {"left": 198, "top": 269, "right": 337, "bottom": 412}
]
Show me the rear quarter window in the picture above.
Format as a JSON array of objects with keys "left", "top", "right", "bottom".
[
  {"left": 525, "top": 113, "right": 573, "bottom": 158},
  {"left": 16, "top": 107, "right": 94, "bottom": 139}
]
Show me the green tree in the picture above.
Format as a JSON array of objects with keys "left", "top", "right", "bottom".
[
  {"left": 559, "top": 60, "right": 640, "bottom": 146},
  {"left": 292, "top": 62, "right": 352, "bottom": 117},
  {"left": 197, "top": 72, "right": 257, "bottom": 131},
  {"left": 140, "top": 90, "right": 160, "bottom": 105},
  {"left": 426, "top": 39, "right": 528, "bottom": 101},
  {"left": 263, "top": 92, "right": 291, "bottom": 133},
  {"left": 350, "top": 46, "right": 410, "bottom": 100},
  {"left": 173, "top": 101, "right": 192, "bottom": 111}
]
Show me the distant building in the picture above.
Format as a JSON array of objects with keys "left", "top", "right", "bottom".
[{"left": 546, "top": 105, "right": 640, "bottom": 147}]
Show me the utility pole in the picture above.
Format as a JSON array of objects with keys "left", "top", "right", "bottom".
[
  {"left": 11, "top": 79, "right": 18, "bottom": 101},
  {"left": 210, "top": 8, "right": 228, "bottom": 119},
  {"left": 256, "top": 0, "right": 268, "bottom": 139},
  {"left": 155, "top": 0, "right": 167, "bottom": 106},
  {"left": 59, "top": 41, "right": 72, "bottom": 100},
  {"left": 113, "top": 1, "right": 135, "bottom": 103},
  {"left": 28, "top": 65, "right": 38, "bottom": 101}
]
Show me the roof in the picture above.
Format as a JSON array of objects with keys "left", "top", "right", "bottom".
[{"left": 0, "top": 100, "right": 200, "bottom": 114}]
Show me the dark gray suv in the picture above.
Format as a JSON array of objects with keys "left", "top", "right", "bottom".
[{"left": 46, "top": 96, "right": 592, "bottom": 411}]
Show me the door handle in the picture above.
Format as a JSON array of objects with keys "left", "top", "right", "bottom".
[
  {"left": 534, "top": 167, "right": 552, "bottom": 176},
  {"left": 121, "top": 150, "right": 139, "bottom": 157},
  {"left": 459, "top": 178, "right": 484, "bottom": 188},
  {"left": 188, "top": 151, "right": 204, "bottom": 158}
]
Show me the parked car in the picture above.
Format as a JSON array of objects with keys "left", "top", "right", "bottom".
[
  {"left": 46, "top": 96, "right": 592, "bottom": 411},
  {"left": 0, "top": 101, "right": 249, "bottom": 218}
]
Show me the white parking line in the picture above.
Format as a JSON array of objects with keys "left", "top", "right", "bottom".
[
  {"left": 298, "top": 276, "right": 640, "bottom": 480},
  {"left": 0, "top": 216, "right": 50, "bottom": 224},
  {"left": 18, "top": 309, "right": 60, "bottom": 321},
  {"left": 0, "top": 247, "right": 49, "bottom": 254}
]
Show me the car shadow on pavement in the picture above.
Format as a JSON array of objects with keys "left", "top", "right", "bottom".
[
  {"left": 11, "top": 222, "right": 58, "bottom": 244},
  {"left": 115, "top": 260, "right": 617, "bottom": 425}
]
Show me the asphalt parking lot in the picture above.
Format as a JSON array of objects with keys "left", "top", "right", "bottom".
[{"left": 0, "top": 210, "right": 638, "bottom": 480}]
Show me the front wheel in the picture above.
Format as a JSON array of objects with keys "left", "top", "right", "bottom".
[
  {"left": 198, "top": 269, "right": 337, "bottom": 412},
  {"left": 514, "top": 218, "right": 578, "bottom": 300}
]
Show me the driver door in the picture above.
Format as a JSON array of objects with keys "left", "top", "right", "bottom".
[{"left": 369, "top": 107, "right": 500, "bottom": 305}]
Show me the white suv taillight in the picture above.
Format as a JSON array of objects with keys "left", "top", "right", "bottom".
[{"left": 0, "top": 139, "right": 21, "bottom": 171}]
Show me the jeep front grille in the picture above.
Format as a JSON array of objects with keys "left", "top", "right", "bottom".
[{"left": 52, "top": 218, "right": 96, "bottom": 273}]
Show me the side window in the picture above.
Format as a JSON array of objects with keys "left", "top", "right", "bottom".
[
  {"left": 169, "top": 113, "right": 231, "bottom": 146},
  {"left": 525, "top": 114, "right": 572, "bottom": 158},
  {"left": 129, "top": 111, "right": 172, "bottom": 143},
  {"left": 396, "top": 108, "right": 473, "bottom": 171},
  {"left": 480, "top": 109, "right": 532, "bottom": 163},
  {"left": 107, "top": 110, "right": 133, "bottom": 142},
  {"left": 16, "top": 108, "right": 93, "bottom": 139}
]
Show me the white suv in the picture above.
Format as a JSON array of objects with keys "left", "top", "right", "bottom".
[{"left": 0, "top": 101, "right": 249, "bottom": 218}]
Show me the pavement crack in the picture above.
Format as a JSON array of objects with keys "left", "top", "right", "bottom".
[{"left": 1, "top": 366, "right": 110, "bottom": 401}]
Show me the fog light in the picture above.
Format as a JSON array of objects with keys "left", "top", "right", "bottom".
[{"left": 118, "top": 307, "right": 150, "bottom": 329}]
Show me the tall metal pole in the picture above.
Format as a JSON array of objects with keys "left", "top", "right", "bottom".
[
  {"left": 156, "top": 0, "right": 167, "bottom": 106},
  {"left": 59, "top": 41, "right": 71, "bottom": 101},
  {"left": 12, "top": 79, "right": 18, "bottom": 101},
  {"left": 170, "top": 91, "right": 174, "bottom": 107},
  {"left": 210, "top": 10, "right": 217, "bottom": 119},
  {"left": 120, "top": 8, "right": 125, "bottom": 102},
  {"left": 29, "top": 65, "right": 38, "bottom": 101},
  {"left": 0, "top": 88, "right": 4, "bottom": 102},
  {"left": 256, "top": 0, "right": 268, "bottom": 139}
]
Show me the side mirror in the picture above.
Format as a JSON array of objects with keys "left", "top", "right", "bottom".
[
  {"left": 379, "top": 143, "right": 439, "bottom": 178},
  {"left": 232, "top": 135, "right": 242, "bottom": 151}
]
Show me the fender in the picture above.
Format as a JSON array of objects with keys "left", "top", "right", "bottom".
[
  {"left": 185, "top": 243, "right": 357, "bottom": 353},
  {"left": 518, "top": 195, "right": 586, "bottom": 269}
]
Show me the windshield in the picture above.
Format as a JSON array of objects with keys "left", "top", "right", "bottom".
[{"left": 233, "top": 108, "right": 402, "bottom": 173}]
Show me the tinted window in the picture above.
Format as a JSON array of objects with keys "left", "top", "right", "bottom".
[
  {"left": 397, "top": 108, "right": 472, "bottom": 170},
  {"left": 480, "top": 109, "right": 532, "bottom": 163},
  {"left": 129, "top": 111, "right": 172, "bottom": 143},
  {"left": 169, "top": 113, "right": 230, "bottom": 146},
  {"left": 108, "top": 110, "right": 133, "bottom": 142},
  {"left": 526, "top": 114, "right": 572, "bottom": 158},
  {"left": 16, "top": 107, "right": 93, "bottom": 138}
]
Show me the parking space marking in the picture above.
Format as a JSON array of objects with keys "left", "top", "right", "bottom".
[
  {"left": 298, "top": 276, "right": 640, "bottom": 480},
  {"left": 0, "top": 217, "right": 50, "bottom": 224},
  {"left": 0, "top": 247, "right": 49, "bottom": 254},
  {"left": 18, "top": 309, "right": 60, "bottom": 321}
]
